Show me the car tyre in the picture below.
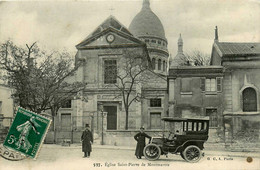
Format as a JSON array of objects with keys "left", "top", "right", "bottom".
[
  {"left": 183, "top": 145, "right": 202, "bottom": 163},
  {"left": 143, "top": 144, "right": 161, "bottom": 161}
]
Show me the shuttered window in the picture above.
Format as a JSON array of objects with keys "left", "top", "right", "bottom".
[
  {"left": 217, "top": 77, "right": 222, "bottom": 92},
  {"left": 201, "top": 78, "right": 205, "bottom": 92},
  {"left": 201, "top": 78, "right": 222, "bottom": 92}
]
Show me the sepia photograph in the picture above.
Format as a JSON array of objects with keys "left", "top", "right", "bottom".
[{"left": 0, "top": 0, "right": 259, "bottom": 169}]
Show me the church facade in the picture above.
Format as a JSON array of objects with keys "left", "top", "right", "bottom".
[{"left": 49, "top": 0, "right": 169, "bottom": 145}]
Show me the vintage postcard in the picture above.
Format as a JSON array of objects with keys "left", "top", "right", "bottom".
[{"left": 0, "top": 0, "right": 259, "bottom": 170}]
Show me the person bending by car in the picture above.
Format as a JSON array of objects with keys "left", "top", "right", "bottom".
[
  {"left": 134, "top": 126, "right": 151, "bottom": 159},
  {"left": 81, "top": 124, "right": 93, "bottom": 158}
]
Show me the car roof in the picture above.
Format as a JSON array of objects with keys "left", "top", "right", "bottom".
[{"left": 161, "top": 117, "right": 209, "bottom": 122}]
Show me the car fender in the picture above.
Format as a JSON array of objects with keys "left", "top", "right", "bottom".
[{"left": 176, "top": 140, "right": 205, "bottom": 152}]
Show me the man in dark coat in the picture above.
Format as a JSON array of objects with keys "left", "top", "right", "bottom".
[
  {"left": 81, "top": 124, "right": 93, "bottom": 158},
  {"left": 134, "top": 126, "right": 151, "bottom": 159}
]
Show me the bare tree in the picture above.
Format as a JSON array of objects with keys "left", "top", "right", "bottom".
[
  {"left": 105, "top": 49, "right": 150, "bottom": 130},
  {"left": 0, "top": 40, "right": 85, "bottom": 122},
  {"left": 180, "top": 50, "right": 211, "bottom": 66}
]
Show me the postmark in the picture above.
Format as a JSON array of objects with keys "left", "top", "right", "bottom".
[
  {"left": 0, "top": 144, "right": 26, "bottom": 161},
  {"left": 3, "top": 107, "right": 51, "bottom": 159}
]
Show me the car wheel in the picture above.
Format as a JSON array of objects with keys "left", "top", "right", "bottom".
[
  {"left": 183, "top": 145, "right": 202, "bottom": 163},
  {"left": 143, "top": 144, "right": 161, "bottom": 161}
]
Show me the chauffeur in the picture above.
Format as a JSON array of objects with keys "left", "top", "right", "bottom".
[{"left": 134, "top": 126, "right": 151, "bottom": 159}]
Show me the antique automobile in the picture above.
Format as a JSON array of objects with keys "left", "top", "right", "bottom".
[{"left": 143, "top": 117, "right": 209, "bottom": 162}]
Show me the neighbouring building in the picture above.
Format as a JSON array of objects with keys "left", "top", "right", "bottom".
[
  {"left": 0, "top": 84, "right": 14, "bottom": 142},
  {"left": 168, "top": 66, "right": 224, "bottom": 143},
  {"left": 210, "top": 30, "right": 260, "bottom": 146},
  {"left": 168, "top": 26, "right": 260, "bottom": 146}
]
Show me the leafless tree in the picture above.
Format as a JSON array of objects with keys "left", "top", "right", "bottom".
[
  {"left": 105, "top": 49, "right": 150, "bottom": 130},
  {"left": 0, "top": 40, "right": 85, "bottom": 123},
  {"left": 180, "top": 50, "right": 211, "bottom": 66}
]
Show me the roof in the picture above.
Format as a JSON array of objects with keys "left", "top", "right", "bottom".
[
  {"left": 128, "top": 0, "right": 166, "bottom": 41},
  {"left": 168, "top": 66, "right": 224, "bottom": 78},
  {"left": 215, "top": 42, "right": 260, "bottom": 57},
  {"left": 161, "top": 117, "right": 209, "bottom": 122},
  {"left": 78, "top": 15, "right": 133, "bottom": 45}
]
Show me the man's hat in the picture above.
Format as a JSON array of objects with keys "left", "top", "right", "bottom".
[
  {"left": 85, "top": 124, "right": 90, "bottom": 128},
  {"left": 140, "top": 126, "right": 145, "bottom": 130}
]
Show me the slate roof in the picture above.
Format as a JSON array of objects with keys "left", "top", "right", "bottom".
[{"left": 216, "top": 42, "right": 260, "bottom": 56}]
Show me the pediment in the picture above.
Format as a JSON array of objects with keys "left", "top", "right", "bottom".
[
  {"left": 76, "top": 27, "right": 144, "bottom": 49},
  {"left": 76, "top": 16, "right": 144, "bottom": 49}
]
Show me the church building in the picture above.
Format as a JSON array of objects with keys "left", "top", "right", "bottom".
[{"left": 50, "top": 0, "right": 169, "bottom": 146}]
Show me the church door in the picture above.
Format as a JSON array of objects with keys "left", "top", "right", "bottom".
[{"left": 104, "top": 106, "right": 117, "bottom": 130}]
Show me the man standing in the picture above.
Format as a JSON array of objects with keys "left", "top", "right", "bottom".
[
  {"left": 81, "top": 124, "right": 93, "bottom": 158},
  {"left": 134, "top": 126, "right": 151, "bottom": 159}
]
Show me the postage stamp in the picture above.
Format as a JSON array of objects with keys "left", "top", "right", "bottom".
[{"left": 3, "top": 107, "right": 51, "bottom": 159}]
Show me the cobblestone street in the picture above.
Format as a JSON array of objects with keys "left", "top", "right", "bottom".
[{"left": 1, "top": 144, "right": 259, "bottom": 170}]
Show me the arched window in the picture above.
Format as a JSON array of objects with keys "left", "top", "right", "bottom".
[
  {"left": 158, "top": 59, "right": 161, "bottom": 70},
  {"left": 163, "top": 61, "right": 165, "bottom": 71},
  {"left": 243, "top": 87, "right": 257, "bottom": 112},
  {"left": 152, "top": 58, "right": 155, "bottom": 70}
]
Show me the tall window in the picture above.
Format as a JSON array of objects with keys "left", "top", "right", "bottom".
[
  {"left": 158, "top": 59, "right": 161, "bottom": 70},
  {"left": 206, "top": 109, "right": 218, "bottom": 128},
  {"left": 104, "top": 60, "right": 117, "bottom": 84},
  {"left": 163, "top": 61, "right": 166, "bottom": 71},
  {"left": 152, "top": 58, "right": 155, "bottom": 70},
  {"left": 243, "top": 87, "right": 257, "bottom": 112},
  {"left": 150, "top": 98, "right": 161, "bottom": 107},
  {"left": 150, "top": 112, "right": 161, "bottom": 129}
]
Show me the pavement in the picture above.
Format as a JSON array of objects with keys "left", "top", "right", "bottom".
[
  {"left": 1, "top": 143, "right": 260, "bottom": 170},
  {"left": 47, "top": 143, "right": 260, "bottom": 158}
]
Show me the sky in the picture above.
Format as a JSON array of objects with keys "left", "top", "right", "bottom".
[{"left": 0, "top": 0, "right": 259, "bottom": 57}]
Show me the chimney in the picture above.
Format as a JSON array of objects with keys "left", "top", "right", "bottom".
[{"left": 214, "top": 26, "right": 219, "bottom": 42}]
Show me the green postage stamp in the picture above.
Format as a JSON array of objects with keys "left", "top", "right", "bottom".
[{"left": 3, "top": 107, "right": 51, "bottom": 159}]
